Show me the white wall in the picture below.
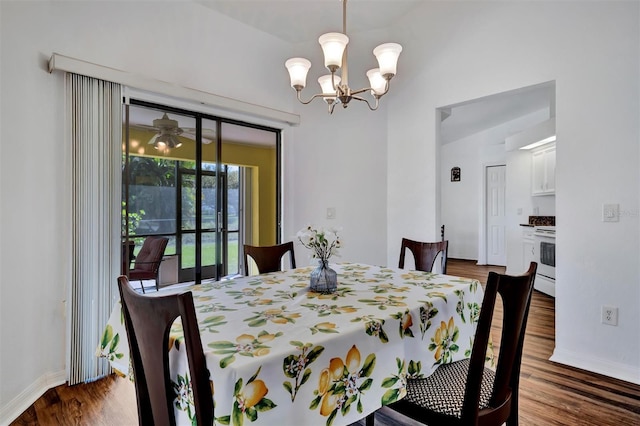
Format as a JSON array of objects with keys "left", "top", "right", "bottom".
[
  {"left": 440, "top": 132, "right": 505, "bottom": 260},
  {"left": 388, "top": 1, "right": 639, "bottom": 383},
  {"left": 285, "top": 28, "right": 390, "bottom": 268},
  {"left": 440, "top": 108, "right": 550, "bottom": 261},
  {"left": 1, "top": 1, "right": 639, "bottom": 423},
  {"left": 0, "top": 1, "right": 292, "bottom": 421}
]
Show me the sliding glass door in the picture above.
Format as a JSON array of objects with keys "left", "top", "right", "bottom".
[{"left": 122, "top": 100, "right": 280, "bottom": 285}]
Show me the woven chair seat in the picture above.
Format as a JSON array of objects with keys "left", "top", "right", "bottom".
[{"left": 403, "top": 359, "right": 495, "bottom": 419}]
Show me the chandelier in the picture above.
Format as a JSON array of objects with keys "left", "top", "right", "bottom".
[{"left": 285, "top": 0, "right": 402, "bottom": 114}]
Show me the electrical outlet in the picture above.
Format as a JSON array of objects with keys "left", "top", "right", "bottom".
[{"left": 602, "top": 305, "right": 618, "bottom": 326}]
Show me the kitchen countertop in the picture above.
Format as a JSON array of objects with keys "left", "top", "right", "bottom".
[{"left": 527, "top": 215, "right": 555, "bottom": 226}]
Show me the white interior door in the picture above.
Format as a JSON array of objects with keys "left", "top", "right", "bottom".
[{"left": 486, "top": 165, "right": 506, "bottom": 266}]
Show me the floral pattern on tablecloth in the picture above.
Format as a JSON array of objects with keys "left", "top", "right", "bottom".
[{"left": 98, "top": 263, "right": 490, "bottom": 426}]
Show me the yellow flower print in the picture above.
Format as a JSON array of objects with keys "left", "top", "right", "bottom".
[
  {"left": 371, "top": 283, "right": 411, "bottom": 293},
  {"left": 310, "top": 345, "right": 376, "bottom": 422},
  {"left": 320, "top": 392, "right": 340, "bottom": 416},
  {"left": 283, "top": 342, "right": 326, "bottom": 402},
  {"left": 226, "top": 286, "right": 267, "bottom": 300},
  {"left": 428, "top": 316, "right": 460, "bottom": 366},
  {"left": 256, "top": 332, "right": 278, "bottom": 343},
  {"left": 402, "top": 312, "right": 413, "bottom": 330},
  {"left": 401, "top": 271, "right": 436, "bottom": 281},
  {"left": 236, "top": 334, "right": 255, "bottom": 344},
  {"left": 345, "top": 345, "right": 361, "bottom": 373},
  {"left": 253, "top": 347, "right": 270, "bottom": 357},
  {"left": 310, "top": 321, "right": 339, "bottom": 335},
  {"left": 247, "top": 298, "right": 275, "bottom": 307},
  {"left": 302, "top": 303, "right": 359, "bottom": 317},
  {"left": 391, "top": 309, "right": 415, "bottom": 338},
  {"left": 245, "top": 306, "right": 301, "bottom": 327},
  {"left": 232, "top": 367, "right": 276, "bottom": 424},
  {"left": 358, "top": 295, "right": 408, "bottom": 310},
  {"left": 240, "top": 379, "right": 268, "bottom": 409},
  {"left": 318, "top": 368, "right": 331, "bottom": 394},
  {"left": 329, "top": 357, "right": 345, "bottom": 380},
  {"left": 209, "top": 330, "right": 283, "bottom": 368}
]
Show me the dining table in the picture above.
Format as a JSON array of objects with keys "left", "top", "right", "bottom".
[{"left": 98, "top": 262, "right": 491, "bottom": 426}]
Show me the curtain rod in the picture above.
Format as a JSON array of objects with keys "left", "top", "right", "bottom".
[{"left": 48, "top": 53, "right": 300, "bottom": 127}]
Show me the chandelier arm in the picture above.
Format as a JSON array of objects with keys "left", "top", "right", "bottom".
[
  {"left": 350, "top": 78, "right": 391, "bottom": 98},
  {"left": 349, "top": 87, "right": 374, "bottom": 97},
  {"left": 296, "top": 90, "right": 335, "bottom": 105},
  {"left": 331, "top": 73, "right": 340, "bottom": 92},
  {"left": 350, "top": 95, "right": 380, "bottom": 111}
]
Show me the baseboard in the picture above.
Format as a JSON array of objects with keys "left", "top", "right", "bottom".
[
  {"left": 0, "top": 370, "right": 66, "bottom": 426},
  {"left": 550, "top": 348, "right": 640, "bottom": 385}
]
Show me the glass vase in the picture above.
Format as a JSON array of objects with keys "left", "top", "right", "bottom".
[{"left": 310, "top": 260, "right": 337, "bottom": 294}]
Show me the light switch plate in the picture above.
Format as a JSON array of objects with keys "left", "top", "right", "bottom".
[
  {"left": 602, "top": 204, "right": 619, "bottom": 222},
  {"left": 326, "top": 207, "right": 336, "bottom": 219}
]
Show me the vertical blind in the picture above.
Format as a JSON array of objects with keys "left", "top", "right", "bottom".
[{"left": 67, "top": 74, "right": 122, "bottom": 384}]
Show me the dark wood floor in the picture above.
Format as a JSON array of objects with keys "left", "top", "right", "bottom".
[{"left": 11, "top": 259, "right": 640, "bottom": 425}]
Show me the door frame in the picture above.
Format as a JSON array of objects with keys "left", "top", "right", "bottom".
[
  {"left": 124, "top": 99, "right": 282, "bottom": 284},
  {"left": 478, "top": 161, "right": 507, "bottom": 265}
]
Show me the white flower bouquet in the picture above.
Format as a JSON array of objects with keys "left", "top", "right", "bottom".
[{"left": 296, "top": 225, "right": 341, "bottom": 263}]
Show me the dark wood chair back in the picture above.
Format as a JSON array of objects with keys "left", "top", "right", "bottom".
[
  {"left": 128, "top": 236, "right": 169, "bottom": 292},
  {"left": 117, "top": 276, "right": 213, "bottom": 426},
  {"left": 385, "top": 262, "right": 537, "bottom": 426},
  {"left": 459, "top": 262, "right": 537, "bottom": 425},
  {"left": 399, "top": 237, "right": 449, "bottom": 274},
  {"left": 243, "top": 241, "right": 296, "bottom": 275}
]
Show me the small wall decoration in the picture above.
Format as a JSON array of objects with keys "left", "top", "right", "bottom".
[{"left": 451, "top": 167, "right": 461, "bottom": 182}]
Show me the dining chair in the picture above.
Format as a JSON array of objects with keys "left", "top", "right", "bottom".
[
  {"left": 117, "top": 275, "right": 213, "bottom": 426},
  {"left": 398, "top": 237, "right": 449, "bottom": 274},
  {"left": 376, "top": 262, "right": 537, "bottom": 426},
  {"left": 121, "top": 240, "right": 136, "bottom": 274},
  {"left": 243, "top": 241, "right": 296, "bottom": 275},
  {"left": 128, "top": 236, "right": 169, "bottom": 293}
]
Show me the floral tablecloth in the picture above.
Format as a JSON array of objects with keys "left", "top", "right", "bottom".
[{"left": 98, "top": 263, "right": 490, "bottom": 426}]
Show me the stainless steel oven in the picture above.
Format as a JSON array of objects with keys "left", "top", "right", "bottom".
[{"left": 533, "top": 226, "right": 555, "bottom": 296}]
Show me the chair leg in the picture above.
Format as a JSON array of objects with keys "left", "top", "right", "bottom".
[
  {"left": 139, "top": 280, "right": 146, "bottom": 294},
  {"left": 365, "top": 412, "right": 375, "bottom": 426}
]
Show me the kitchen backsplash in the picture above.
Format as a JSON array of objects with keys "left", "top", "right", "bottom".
[{"left": 528, "top": 216, "right": 555, "bottom": 226}]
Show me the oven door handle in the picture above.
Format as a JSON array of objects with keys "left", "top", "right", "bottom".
[{"left": 534, "top": 232, "right": 556, "bottom": 239}]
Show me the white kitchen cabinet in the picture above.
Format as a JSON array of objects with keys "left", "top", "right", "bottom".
[
  {"left": 532, "top": 144, "right": 555, "bottom": 196},
  {"left": 522, "top": 227, "right": 535, "bottom": 270}
]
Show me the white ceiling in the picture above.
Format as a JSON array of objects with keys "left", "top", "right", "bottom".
[
  {"left": 439, "top": 82, "right": 556, "bottom": 145},
  {"left": 145, "top": 1, "right": 555, "bottom": 146},
  {"left": 195, "top": 0, "right": 423, "bottom": 43}
]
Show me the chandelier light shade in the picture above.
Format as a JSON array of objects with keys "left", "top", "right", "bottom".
[
  {"left": 318, "top": 33, "right": 349, "bottom": 70},
  {"left": 284, "top": 58, "right": 312, "bottom": 89},
  {"left": 318, "top": 75, "right": 341, "bottom": 102},
  {"left": 366, "top": 69, "right": 387, "bottom": 96},
  {"left": 285, "top": 0, "right": 402, "bottom": 113},
  {"left": 373, "top": 43, "right": 403, "bottom": 77}
]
